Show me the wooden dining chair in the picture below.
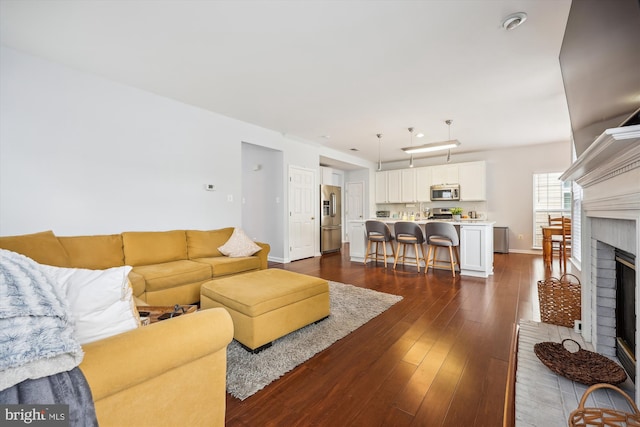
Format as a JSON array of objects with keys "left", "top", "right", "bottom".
[
  {"left": 548, "top": 215, "right": 564, "bottom": 264},
  {"left": 560, "top": 217, "right": 572, "bottom": 270}
]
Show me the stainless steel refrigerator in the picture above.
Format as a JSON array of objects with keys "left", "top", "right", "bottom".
[{"left": 320, "top": 184, "right": 342, "bottom": 253}]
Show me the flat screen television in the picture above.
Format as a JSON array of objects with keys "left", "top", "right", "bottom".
[{"left": 559, "top": 0, "right": 640, "bottom": 157}]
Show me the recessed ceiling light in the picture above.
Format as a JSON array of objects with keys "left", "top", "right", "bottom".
[
  {"left": 416, "top": 133, "right": 424, "bottom": 138},
  {"left": 502, "top": 12, "right": 527, "bottom": 31}
]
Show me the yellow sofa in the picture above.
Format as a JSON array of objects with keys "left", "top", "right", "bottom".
[
  {"left": 0, "top": 228, "right": 269, "bottom": 426},
  {"left": 0, "top": 228, "right": 270, "bottom": 305},
  {"left": 81, "top": 308, "right": 233, "bottom": 426}
]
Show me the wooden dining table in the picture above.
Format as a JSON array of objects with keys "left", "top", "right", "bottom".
[{"left": 541, "top": 225, "right": 563, "bottom": 267}]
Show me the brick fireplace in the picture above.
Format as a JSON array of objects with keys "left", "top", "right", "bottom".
[
  {"left": 591, "top": 226, "right": 637, "bottom": 381},
  {"left": 562, "top": 124, "right": 640, "bottom": 401}
]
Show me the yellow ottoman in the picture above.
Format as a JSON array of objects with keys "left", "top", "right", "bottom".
[{"left": 200, "top": 269, "right": 330, "bottom": 352}]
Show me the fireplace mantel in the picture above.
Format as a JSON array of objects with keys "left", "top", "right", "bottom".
[{"left": 561, "top": 124, "right": 640, "bottom": 188}]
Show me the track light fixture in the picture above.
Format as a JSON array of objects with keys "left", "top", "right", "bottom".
[{"left": 401, "top": 120, "right": 460, "bottom": 155}]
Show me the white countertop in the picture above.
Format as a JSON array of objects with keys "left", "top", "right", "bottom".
[{"left": 350, "top": 218, "right": 495, "bottom": 226}]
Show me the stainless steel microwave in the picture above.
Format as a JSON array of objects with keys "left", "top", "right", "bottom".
[{"left": 430, "top": 184, "right": 460, "bottom": 201}]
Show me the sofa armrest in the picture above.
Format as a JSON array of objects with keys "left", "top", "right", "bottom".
[
  {"left": 255, "top": 242, "right": 271, "bottom": 270},
  {"left": 127, "top": 270, "right": 146, "bottom": 299},
  {"left": 79, "top": 308, "right": 233, "bottom": 401}
]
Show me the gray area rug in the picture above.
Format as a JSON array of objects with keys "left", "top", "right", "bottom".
[{"left": 226, "top": 281, "right": 403, "bottom": 400}]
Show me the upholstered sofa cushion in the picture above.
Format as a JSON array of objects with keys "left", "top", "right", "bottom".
[
  {"left": 127, "top": 271, "right": 146, "bottom": 298},
  {"left": 185, "top": 228, "right": 234, "bottom": 259},
  {"left": 192, "top": 256, "right": 261, "bottom": 278},
  {"left": 0, "top": 230, "right": 70, "bottom": 267},
  {"left": 58, "top": 234, "right": 125, "bottom": 269},
  {"left": 122, "top": 231, "right": 188, "bottom": 266},
  {"left": 132, "top": 260, "right": 211, "bottom": 292}
]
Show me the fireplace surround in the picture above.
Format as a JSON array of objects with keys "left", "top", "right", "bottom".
[
  {"left": 616, "top": 248, "right": 637, "bottom": 381},
  {"left": 561, "top": 124, "right": 640, "bottom": 401}
]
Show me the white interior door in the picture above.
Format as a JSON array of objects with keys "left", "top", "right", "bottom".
[
  {"left": 289, "top": 166, "right": 316, "bottom": 261},
  {"left": 345, "top": 181, "right": 364, "bottom": 242}
]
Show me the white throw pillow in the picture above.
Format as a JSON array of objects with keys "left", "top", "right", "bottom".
[
  {"left": 218, "top": 228, "right": 262, "bottom": 257},
  {"left": 42, "top": 264, "right": 139, "bottom": 345}
]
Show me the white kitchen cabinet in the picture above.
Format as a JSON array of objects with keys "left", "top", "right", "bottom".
[
  {"left": 375, "top": 170, "right": 401, "bottom": 203},
  {"left": 347, "top": 221, "right": 366, "bottom": 260},
  {"left": 401, "top": 168, "right": 416, "bottom": 202},
  {"left": 431, "top": 164, "right": 459, "bottom": 185},
  {"left": 320, "top": 166, "right": 332, "bottom": 185},
  {"left": 415, "top": 167, "right": 432, "bottom": 201},
  {"left": 458, "top": 161, "right": 486, "bottom": 201},
  {"left": 459, "top": 224, "right": 494, "bottom": 277},
  {"left": 386, "top": 170, "right": 402, "bottom": 203},
  {"left": 378, "top": 161, "right": 485, "bottom": 203}
]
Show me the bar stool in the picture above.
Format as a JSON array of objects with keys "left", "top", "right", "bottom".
[
  {"left": 425, "top": 222, "right": 460, "bottom": 277},
  {"left": 393, "top": 222, "right": 427, "bottom": 273},
  {"left": 364, "top": 220, "right": 395, "bottom": 267}
]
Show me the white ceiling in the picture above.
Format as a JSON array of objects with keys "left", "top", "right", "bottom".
[{"left": 0, "top": 0, "right": 573, "bottom": 168}]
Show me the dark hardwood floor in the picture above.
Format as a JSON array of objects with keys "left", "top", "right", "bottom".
[{"left": 225, "top": 246, "right": 572, "bottom": 426}]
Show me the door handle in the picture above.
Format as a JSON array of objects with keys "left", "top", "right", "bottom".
[
  {"left": 311, "top": 217, "right": 315, "bottom": 220},
  {"left": 330, "top": 193, "right": 336, "bottom": 217}
]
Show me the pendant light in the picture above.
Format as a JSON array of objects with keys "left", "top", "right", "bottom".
[
  {"left": 445, "top": 120, "right": 453, "bottom": 163},
  {"left": 408, "top": 127, "right": 414, "bottom": 168},
  {"left": 376, "top": 133, "right": 383, "bottom": 171}
]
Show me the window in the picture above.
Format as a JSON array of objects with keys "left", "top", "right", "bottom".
[{"left": 533, "top": 172, "right": 571, "bottom": 248}]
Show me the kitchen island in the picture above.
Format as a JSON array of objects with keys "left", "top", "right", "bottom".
[{"left": 348, "top": 219, "right": 495, "bottom": 278}]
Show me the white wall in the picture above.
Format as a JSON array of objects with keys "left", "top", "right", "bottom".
[
  {"left": 380, "top": 141, "right": 572, "bottom": 252},
  {"left": 1, "top": 46, "right": 564, "bottom": 256},
  {"left": 484, "top": 143, "right": 572, "bottom": 252},
  {"left": 0, "top": 46, "right": 278, "bottom": 236},
  {"left": 0, "top": 46, "right": 375, "bottom": 261},
  {"left": 241, "top": 142, "right": 284, "bottom": 257}
]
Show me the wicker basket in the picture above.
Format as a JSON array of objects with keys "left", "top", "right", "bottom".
[
  {"left": 537, "top": 273, "right": 581, "bottom": 328},
  {"left": 569, "top": 383, "right": 640, "bottom": 427},
  {"left": 534, "top": 339, "right": 627, "bottom": 385}
]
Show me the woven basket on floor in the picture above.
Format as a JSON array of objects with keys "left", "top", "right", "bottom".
[
  {"left": 569, "top": 383, "right": 640, "bottom": 427},
  {"left": 534, "top": 339, "right": 627, "bottom": 385},
  {"left": 537, "top": 273, "right": 581, "bottom": 328}
]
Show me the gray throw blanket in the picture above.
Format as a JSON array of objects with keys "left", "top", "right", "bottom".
[
  {"left": 1, "top": 249, "right": 97, "bottom": 426},
  {"left": 0, "top": 249, "right": 83, "bottom": 390},
  {"left": 0, "top": 367, "right": 98, "bottom": 427}
]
